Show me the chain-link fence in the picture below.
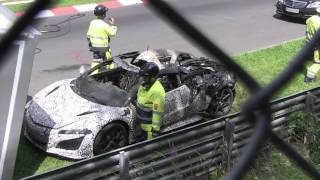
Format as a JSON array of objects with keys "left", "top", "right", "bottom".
[
  {"left": 147, "top": 1, "right": 320, "bottom": 179},
  {"left": 1, "top": 0, "right": 320, "bottom": 179}
]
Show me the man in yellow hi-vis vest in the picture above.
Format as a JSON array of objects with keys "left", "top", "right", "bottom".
[
  {"left": 136, "top": 62, "right": 165, "bottom": 140},
  {"left": 87, "top": 5, "right": 117, "bottom": 74},
  {"left": 305, "top": 8, "right": 320, "bottom": 82}
]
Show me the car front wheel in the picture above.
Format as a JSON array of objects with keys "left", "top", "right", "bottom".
[
  {"left": 93, "top": 123, "right": 128, "bottom": 155},
  {"left": 207, "top": 87, "right": 234, "bottom": 118}
]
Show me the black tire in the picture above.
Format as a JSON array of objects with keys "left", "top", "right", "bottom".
[
  {"left": 207, "top": 87, "right": 234, "bottom": 117},
  {"left": 275, "top": 12, "right": 283, "bottom": 19},
  {"left": 93, "top": 123, "right": 128, "bottom": 155}
]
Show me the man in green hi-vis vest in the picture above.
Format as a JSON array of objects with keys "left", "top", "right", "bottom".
[
  {"left": 136, "top": 62, "right": 165, "bottom": 140},
  {"left": 305, "top": 8, "right": 320, "bottom": 82},
  {"left": 87, "top": 5, "right": 117, "bottom": 74}
]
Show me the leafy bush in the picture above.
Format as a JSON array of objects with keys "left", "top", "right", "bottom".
[{"left": 287, "top": 112, "right": 320, "bottom": 163}]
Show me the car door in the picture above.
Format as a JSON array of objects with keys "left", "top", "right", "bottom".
[{"left": 162, "top": 84, "right": 192, "bottom": 127}]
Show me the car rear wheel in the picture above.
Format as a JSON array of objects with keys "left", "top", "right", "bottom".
[
  {"left": 207, "top": 87, "right": 234, "bottom": 117},
  {"left": 93, "top": 123, "right": 128, "bottom": 155}
]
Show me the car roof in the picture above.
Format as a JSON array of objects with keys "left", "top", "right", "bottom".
[{"left": 135, "top": 49, "right": 193, "bottom": 69}]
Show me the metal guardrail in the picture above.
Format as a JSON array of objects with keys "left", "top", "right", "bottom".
[{"left": 23, "top": 87, "right": 320, "bottom": 180}]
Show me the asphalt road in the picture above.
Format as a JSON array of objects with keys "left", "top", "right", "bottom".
[{"left": 28, "top": 0, "right": 306, "bottom": 95}]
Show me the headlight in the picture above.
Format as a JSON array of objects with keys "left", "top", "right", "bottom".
[
  {"left": 307, "top": 2, "right": 320, "bottom": 8},
  {"left": 278, "top": 0, "right": 284, "bottom": 3},
  {"left": 58, "top": 129, "right": 91, "bottom": 134}
]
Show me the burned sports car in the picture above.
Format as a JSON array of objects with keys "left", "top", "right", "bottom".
[{"left": 24, "top": 49, "right": 236, "bottom": 159}]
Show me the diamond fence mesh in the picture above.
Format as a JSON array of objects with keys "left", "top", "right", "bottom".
[
  {"left": 145, "top": 0, "right": 320, "bottom": 179},
  {"left": 1, "top": 0, "right": 320, "bottom": 179},
  {"left": 146, "top": 0, "right": 320, "bottom": 179}
]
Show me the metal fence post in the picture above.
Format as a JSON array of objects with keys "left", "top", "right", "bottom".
[
  {"left": 305, "top": 92, "right": 317, "bottom": 113},
  {"left": 120, "top": 151, "right": 129, "bottom": 180},
  {"left": 304, "top": 92, "right": 320, "bottom": 120},
  {"left": 223, "top": 119, "right": 235, "bottom": 173}
]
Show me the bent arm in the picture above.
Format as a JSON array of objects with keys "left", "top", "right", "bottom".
[{"left": 105, "top": 24, "right": 117, "bottom": 36}]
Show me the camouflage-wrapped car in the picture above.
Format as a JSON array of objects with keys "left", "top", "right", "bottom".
[{"left": 24, "top": 49, "right": 236, "bottom": 159}]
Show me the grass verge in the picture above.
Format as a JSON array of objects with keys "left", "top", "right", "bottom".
[
  {"left": 233, "top": 39, "right": 319, "bottom": 111},
  {"left": 14, "top": 38, "right": 320, "bottom": 179},
  {"left": 7, "top": 0, "right": 111, "bottom": 12},
  {"left": 13, "top": 135, "right": 72, "bottom": 180},
  {"left": 246, "top": 146, "right": 312, "bottom": 180}
]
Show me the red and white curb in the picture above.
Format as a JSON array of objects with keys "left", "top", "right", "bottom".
[{"left": 15, "top": 0, "right": 143, "bottom": 18}]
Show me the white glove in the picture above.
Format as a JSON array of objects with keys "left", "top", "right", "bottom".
[{"left": 108, "top": 17, "right": 115, "bottom": 25}]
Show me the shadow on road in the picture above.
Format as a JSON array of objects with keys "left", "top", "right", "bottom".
[{"left": 272, "top": 13, "right": 306, "bottom": 25}]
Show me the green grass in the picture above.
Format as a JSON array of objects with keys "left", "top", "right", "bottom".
[
  {"left": 14, "top": 39, "right": 320, "bottom": 179},
  {"left": 246, "top": 147, "right": 312, "bottom": 180},
  {"left": 13, "top": 135, "right": 72, "bottom": 179},
  {"left": 268, "top": 150, "right": 311, "bottom": 180},
  {"left": 7, "top": 0, "right": 111, "bottom": 12},
  {"left": 232, "top": 39, "right": 319, "bottom": 111}
]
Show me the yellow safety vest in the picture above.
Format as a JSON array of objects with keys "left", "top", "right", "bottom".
[
  {"left": 87, "top": 19, "right": 117, "bottom": 48},
  {"left": 306, "top": 15, "right": 320, "bottom": 42},
  {"left": 137, "top": 80, "right": 165, "bottom": 131}
]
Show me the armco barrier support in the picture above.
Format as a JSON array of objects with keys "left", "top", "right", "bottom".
[
  {"left": 119, "top": 151, "right": 129, "bottom": 180},
  {"left": 224, "top": 119, "right": 235, "bottom": 172}
]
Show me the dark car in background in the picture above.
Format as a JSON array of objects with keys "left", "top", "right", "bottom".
[{"left": 276, "top": 0, "right": 320, "bottom": 18}]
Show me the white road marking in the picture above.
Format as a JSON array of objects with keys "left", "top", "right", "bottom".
[
  {"left": 118, "top": 0, "right": 142, "bottom": 6},
  {"left": 35, "top": 10, "right": 54, "bottom": 18},
  {"left": 73, "top": 3, "right": 96, "bottom": 13}
]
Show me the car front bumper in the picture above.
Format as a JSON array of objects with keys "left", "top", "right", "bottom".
[
  {"left": 24, "top": 110, "right": 93, "bottom": 159},
  {"left": 276, "top": 2, "right": 317, "bottom": 19}
]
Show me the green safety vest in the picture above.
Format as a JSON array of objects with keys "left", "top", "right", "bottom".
[
  {"left": 137, "top": 80, "right": 165, "bottom": 131},
  {"left": 306, "top": 15, "right": 320, "bottom": 42},
  {"left": 87, "top": 19, "right": 117, "bottom": 48}
]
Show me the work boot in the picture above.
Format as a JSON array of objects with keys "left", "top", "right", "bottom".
[{"left": 304, "top": 76, "right": 316, "bottom": 83}]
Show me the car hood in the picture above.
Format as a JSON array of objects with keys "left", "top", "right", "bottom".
[{"left": 27, "top": 79, "right": 122, "bottom": 129}]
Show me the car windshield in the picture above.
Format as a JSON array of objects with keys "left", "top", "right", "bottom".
[
  {"left": 70, "top": 53, "right": 142, "bottom": 107},
  {"left": 71, "top": 70, "right": 129, "bottom": 107}
]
